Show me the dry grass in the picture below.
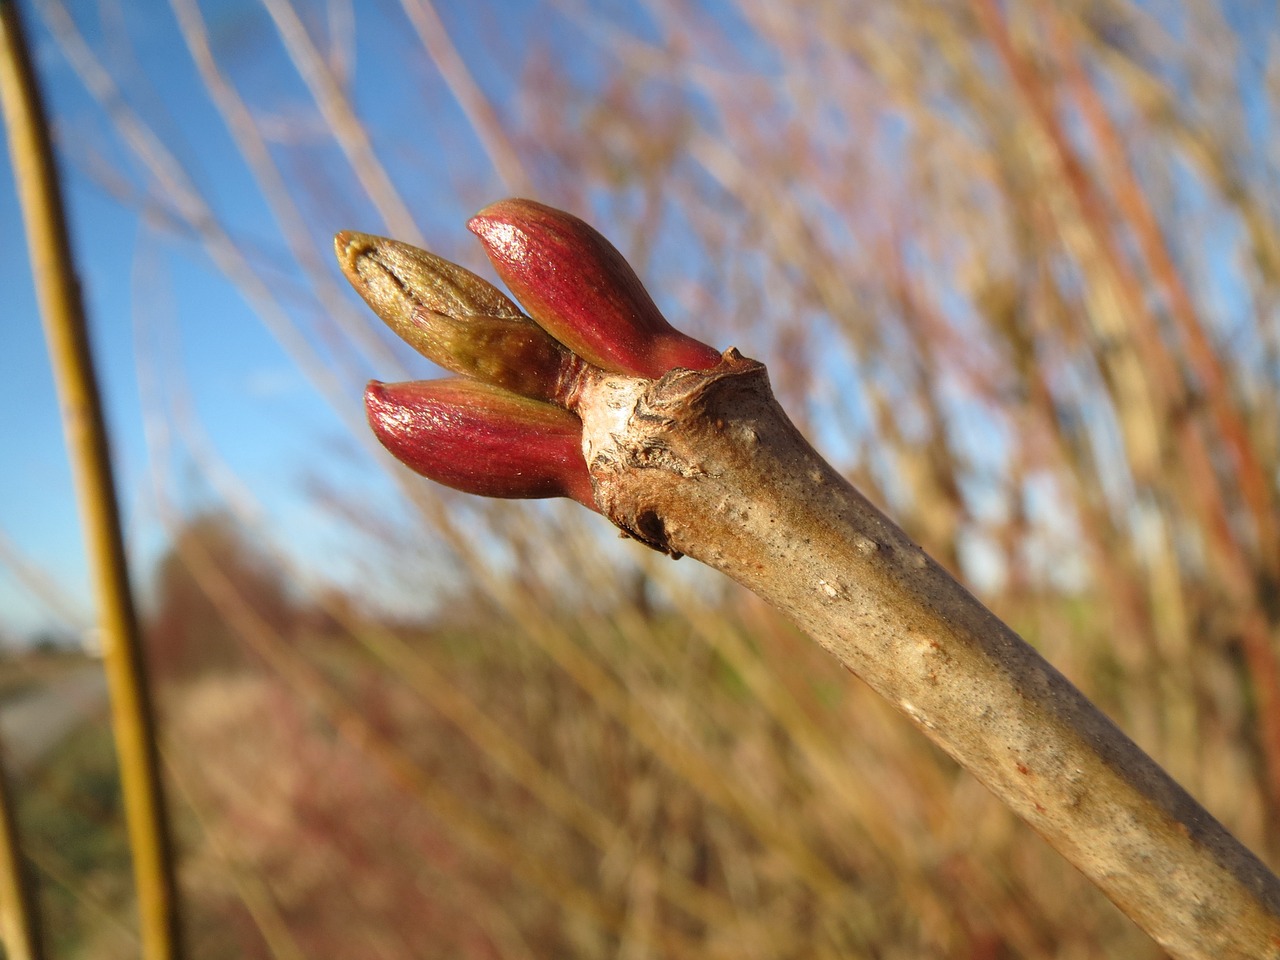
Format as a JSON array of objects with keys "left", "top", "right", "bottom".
[{"left": 10, "top": 0, "right": 1280, "bottom": 956}]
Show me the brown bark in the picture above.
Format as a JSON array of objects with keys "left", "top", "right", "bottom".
[{"left": 573, "top": 350, "right": 1280, "bottom": 960}]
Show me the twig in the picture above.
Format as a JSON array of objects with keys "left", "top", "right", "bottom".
[
  {"left": 0, "top": 738, "right": 42, "bottom": 960},
  {"left": 347, "top": 201, "right": 1280, "bottom": 960},
  {"left": 396, "top": 0, "right": 533, "bottom": 195},
  {"left": 260, "top": 0, "right": 424, "bottom": 245},
  {"left": 574, "top": 351, "right": 1280, "bottom": 960}
]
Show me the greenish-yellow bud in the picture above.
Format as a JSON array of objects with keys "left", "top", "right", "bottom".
[{"left": 335, "top": 231, "right": 570, "bottom": 401}]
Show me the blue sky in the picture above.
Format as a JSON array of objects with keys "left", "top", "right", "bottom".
[
  {"left": 6, "top": 1, "right": 1271, "bottom": 644},
  {"left": 0, "top": 0, "right": 565, "bottom": 641}
]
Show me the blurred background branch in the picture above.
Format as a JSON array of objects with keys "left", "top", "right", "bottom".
[
  {"left": 0, "top": 0, "right": 180, "bottom": 956},
  {"left": 1, "top": 0, "right": 1278, "bottom": 956}
]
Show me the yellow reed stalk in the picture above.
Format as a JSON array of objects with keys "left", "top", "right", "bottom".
[
  {"left": 0, "top": 739, "right": 42, "bottom": 960},
  {"left": 0, "top": 3, "right": 182, "bottom": 958}
]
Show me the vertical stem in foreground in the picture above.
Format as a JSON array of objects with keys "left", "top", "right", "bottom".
[
  {"left": 0, "top": 740, "right": 43, "bottom": 960},
  {"left": 576, "top": 352, "right": 1280, "bottom": 960},
  {"left": 0, "top": 3, "right": 183, "bottom": 958}
]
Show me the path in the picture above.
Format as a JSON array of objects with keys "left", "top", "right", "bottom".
[{"left": 0, "top": 663, "right": 108, "bottom": 774}]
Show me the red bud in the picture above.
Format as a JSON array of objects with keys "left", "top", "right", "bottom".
[
  {"left": 468, "top": 198, "right": 720, "bottom": 379},
  {"left": 365, "top": 378, "right": 595, "bottom": 509}
]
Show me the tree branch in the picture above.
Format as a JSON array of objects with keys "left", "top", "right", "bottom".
[
  {"left": 575, "top": 350, "right": 1280, "bottom": 960},
  {"left": 342, "top": 200, "right": 1280, "bottom": 960}
]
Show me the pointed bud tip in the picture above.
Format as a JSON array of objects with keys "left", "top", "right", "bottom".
[
  {"left": 335, "top": 231, "right": 422, "bottom": 282},
  {"left": 466, "top": 198, "right": 570, "bottom": 261},
  {"left": 335, "top": 230, "right": 371, "bottom": 269},
  {"left": 363, "top": 379, "right": 393, "bottom": 419},
  {"left": 467, "top": 197, "right": 547, "bottom": 234},
  {"left": 336, "top": 232, "right": 410, "bottom": 300},
  {"left": 365, "top": 380, "right": 413, "bottom": 447}
]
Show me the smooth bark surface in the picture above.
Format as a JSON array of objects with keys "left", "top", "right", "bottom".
[
  {"left": 1, "top": 3, "right": 182, "bottom": 958},
  {"left": 574, "top": 350, "right": 1280, "bottom": 960}
]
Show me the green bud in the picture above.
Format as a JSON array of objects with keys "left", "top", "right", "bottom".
[{"left": 336, "top": 231, "right": 571, "bottom": 401}]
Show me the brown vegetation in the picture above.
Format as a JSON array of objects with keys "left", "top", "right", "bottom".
[{"left": 9, "top": 1, "right": 1280, "bottom": 957}]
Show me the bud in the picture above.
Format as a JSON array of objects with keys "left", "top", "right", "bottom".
[
  {"left": 467, "top": 199, "right": 720, "bottom": 379},
  {"left": 365, "top": 378, "right": 596, "bottom": 509},
  {"left": 336, "top": 231, "right": 571, "bottom": 401}
]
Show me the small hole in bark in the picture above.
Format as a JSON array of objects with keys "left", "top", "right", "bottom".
[{"left": 631, "top": 510, "right": 681, "bottom": 557}]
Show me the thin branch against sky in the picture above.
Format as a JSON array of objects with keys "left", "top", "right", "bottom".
[{"left": 4, "top": 2, "right": 1280, "bottom": 956}]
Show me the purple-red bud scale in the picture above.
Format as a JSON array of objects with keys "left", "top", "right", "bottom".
[
  {"left": 365, "top": 378, "right": 595, "bottom": 509},
  {"left": 468, "top": 199, "right": 719, "bottom": 379}
]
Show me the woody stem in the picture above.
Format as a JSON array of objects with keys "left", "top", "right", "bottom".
[{"left": 574, "top": 350, "right": 1280, "bottom": 960}]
